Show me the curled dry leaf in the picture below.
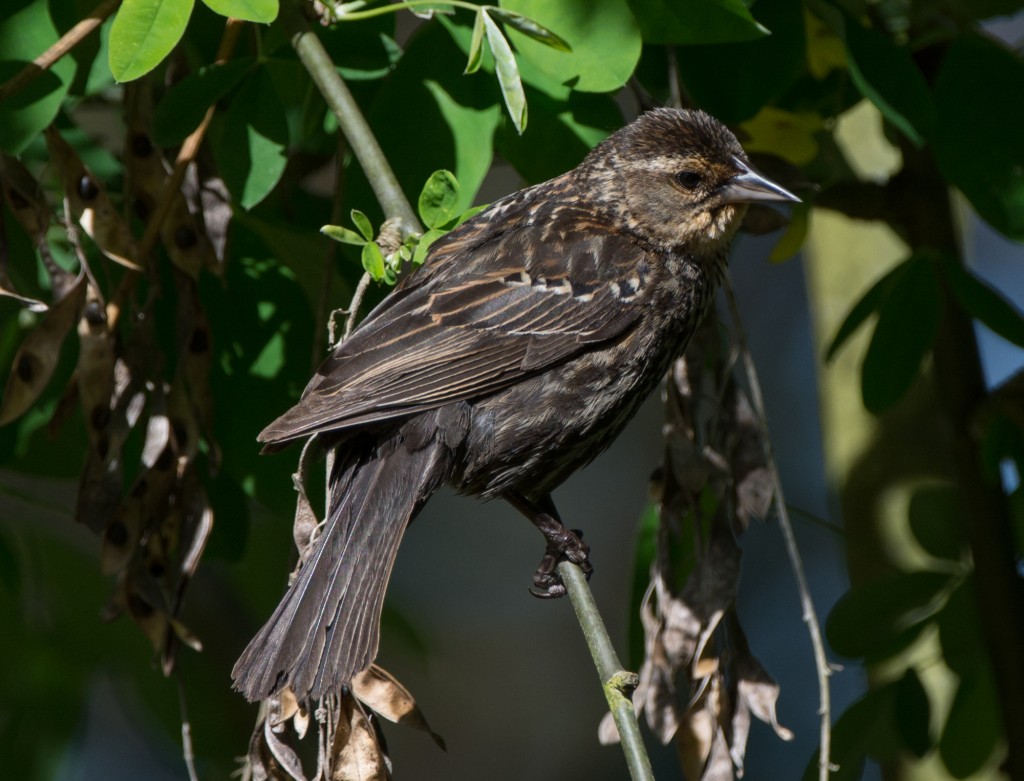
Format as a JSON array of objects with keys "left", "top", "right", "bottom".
[
  {"left": 45, "top": 127, "right": 140, "bottom": 270},
  {"left": 77, "top": 284, "right": 117, "bottom": 450},
  {"left": 351, "top": 665, "right": 446, "bottom": 750},
  {"left": 0, "top": 273, "right": 86, "bottom": 425},
  {"left": 605, "top": 318, "right": 787, "bottom": 779},
  {"left": 331, "top": 696, "right": 389, "bottom": 781}
]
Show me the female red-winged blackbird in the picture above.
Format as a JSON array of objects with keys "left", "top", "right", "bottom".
[{"left": 233, "top": 108, "right": 798, "bottom": 702}]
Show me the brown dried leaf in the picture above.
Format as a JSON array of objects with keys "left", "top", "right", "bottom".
[
  {"left": 264, "top": 709, "right": 310, "bottom": 781},
  {"left": 351, "top": 665, "right": 446, "bottom": 750},
  {"left": 45, "top": 128, "right": 140, "bottom": 270},
  {"left": 331, "top": 697, "right": 388, "bottom": 781},
  {"left": 193, "top": 173, "right": 231, "bottom": 273},
  {"left": 77, "top": 284, "right": 116, "bottom": 450},
  {"left": 0, "top": 274, "right": 86, "bottom": 424}
]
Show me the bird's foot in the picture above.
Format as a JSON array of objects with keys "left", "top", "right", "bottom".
[{"left": 528, "top": 517, "right": 592, "bottom": 599}]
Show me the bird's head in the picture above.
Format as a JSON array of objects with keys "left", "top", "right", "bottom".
[{"left": 579, "top": 108, "right": 799, "bottom": 252}]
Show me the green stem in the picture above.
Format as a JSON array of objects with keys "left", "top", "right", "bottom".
[
  {"left": 557, "top": 562, "right": 654, "bottom": 781},
  {"left": 281, "top": 1, "right": 421, "bottom": 237},
  {"left": 331, "top": 0, "right": 480, "bottom": 23}
]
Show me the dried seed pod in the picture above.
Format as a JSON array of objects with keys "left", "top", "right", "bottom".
[{"left": 45, "top": 127, "right": 140, "bottom": 270}]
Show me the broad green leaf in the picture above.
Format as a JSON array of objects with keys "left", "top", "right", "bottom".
[
  {"left": 412, "top": 228, "right": 446, "bottom": 265},
  {"left": 153, "top": 59, "right": 254, "bottom": 146},
  {"left": 934, "top": 34, "right": 1024, "bottom": 241},
  {"left": 896, "top": 668, "right": 933, "bottom": 758},
  {"left": 672, "top": 0, "right": 804, "bottom": 123},
  {"left": 825, "top": 261, "right": 906, "bottom": 362},
  {"left": 494, "top": 52, "right": 621, "bottom": 183},
  {"left": 843, "top": 18, "right": 934, "bottom": 146},
  {"left": 769, "top": 202, "right": 809, "bottom": 263},
  {"left": 741, "top": 107, "right": 822, "bottom": 166},
  {"left": 361, "top": 241, "right": 385, "bottom": 281},
  {"left": 861, "top": 255, "right": 940, "bottom": 413},
  {"left": 626, "top": 0, "right": 768, "bottom": 45},
  {"left": 109, "top": 0, "right": 194, "bottom": 82},
  {"left": 627, "top": 504, "right": 659, "bottom": 669},
  {"left": 465, "top": 9, "right": 485, "bottom": 74},
  {"left": 321, "top": 225, "right": 368, "bottom": 246},
  {"left": 908, "top": 485, "right": 966, "bottom": 562},
  {"left": 942, "top": 259, "right": 1024, "bottom": 348},
  {"left": 0, "top": 0, "right": 77, "bottom": 154},
  {"left": 940, "top": 670, "right": 1001, "bottom": 777},
  {"left": 802, "top": 681, "right": 900, "bottom": 781},
  {"left": 825, "top": 570, "right": 951, "bottom": 659},
  {"left": 351, "top": 209, "right": 374, "bottom": 241},
  {"left": 418, "top": 170, "right": 460, "bottom": 229},
  {"left": 483, "top": 11, "right": 527, "bottom": 134},
  {"left": 501, "top": 0, "right": 641, "bottom": 93},
  {"left": 937, "top": 579, "right": 986, "bottom": 678},
  {"left": 213, "top": 66, "right": 288, "bottom": 209},
  {"left": 487, "top": 7, "right": 571, "bottom": 51},
  {"left": 201, "top": 0, "right": 278, "bottom": 23}
]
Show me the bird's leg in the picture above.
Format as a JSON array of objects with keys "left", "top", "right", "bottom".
[{"left": 505, "top": 492, "right": 593, "bottom": 599}]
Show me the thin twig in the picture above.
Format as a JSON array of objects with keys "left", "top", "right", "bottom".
[
  {"left": 558, "top": 562, "right": 655, "bottom": 781},
  {"left": 176, "top": 672, "right": 202, "bottom": 781},
  {"left": 343, "top": 272, "right": 373, "bottom": 341},
  {"left": 282, "top": 2, "right": 421, "bottom": 237},
  {"left": 0, "top": 0, "right": 120, "bottom": 103},
  {"left": 723, "top": 279, "right": 833, "bottom": 781}
]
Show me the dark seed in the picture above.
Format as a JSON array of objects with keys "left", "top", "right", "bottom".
[
  {"left": 15, "top": 354, "right": 34, "bottom": 382},
  {"left": 106, "top": 520, "right": 128, "bottom": 547},
  {"left": 188, "top": 328, "right": 209, "bottom": 354},
  {"left": 90, "top": 403, "right": 111, "bottom": 431},
  {"left": 174, "top": 225, "right": 198, "bottom": 250},
  {"left": 77, "top": 175, "right": 100, "bottom": 201},
  {"left": 130, "top": 133, "right": 153, "bottom": 158},
  {"left": 84, "top": 300, "right": 106, "bottom": 326}
]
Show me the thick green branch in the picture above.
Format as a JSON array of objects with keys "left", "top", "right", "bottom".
[
  {"left": 558, "top": 562, "right": 654, "bottom": 781},
  {"left": 282, "top": 1, "right": 421, "bottom": 237}
]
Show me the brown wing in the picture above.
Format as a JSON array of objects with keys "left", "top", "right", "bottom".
[{"left": 258, "top": 197, "right": 653, "bottom": 446}]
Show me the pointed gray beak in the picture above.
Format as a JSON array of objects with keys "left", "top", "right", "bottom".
[{"left": 720, "top": 156, "right": 800, "bottom": 204}]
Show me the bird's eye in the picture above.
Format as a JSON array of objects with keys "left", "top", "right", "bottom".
[{"left": 675, "top": 171, "right": 703, "bottom": 190}]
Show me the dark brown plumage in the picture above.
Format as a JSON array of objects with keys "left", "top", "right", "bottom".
[{"left": 232, "top": 108, "right": 798, "bottom": 702}]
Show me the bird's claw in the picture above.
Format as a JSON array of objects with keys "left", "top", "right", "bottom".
[{"left": 528, "top": 527, "right": 592, "bottom": 599}]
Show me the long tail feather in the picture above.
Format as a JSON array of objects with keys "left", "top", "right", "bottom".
[{"left": 232, "top": 418, "right": 452, "bottom": 702}]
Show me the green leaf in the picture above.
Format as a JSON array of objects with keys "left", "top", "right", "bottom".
[
  {"left": 933, "top": 34, "right": 1024, "bottom": 241},
  {"left": 896, "top": 668, "right": 933, "bottom": 758},
  {"left": 487, "top": 7, "right": 571, "bottom": 51},
  {"left": 412, "top": 228, "right": 447, "bottom": 265},
  {"left": 937, "top": 578, "right": 986, "bottom": 678},
  {"left": 825, "top": 262, "right": 905, "bottom": 362},
  {"left": 803, "top": 681, "right": 900, "bottom": 781},
  {"left": 861, "top": 255, "right": 940, "bottom": 414},
  {"left": 361, "top": 241, "right": 385, "bottom": 281},
  {"left": 627, "top": 0, "right": 769, "bottom": 45},
  {"left": 213, "top": 65, "right": 289, "bottom": 209},
  {"left": 908, "top": 485, "right": 966, "bottom": 562},
  {"left": 321, "top": 224, "right": 368, "bottom": 246},
  {"left": 843, "top": 18, "right": 934, "bottom": 146},
  {"left": 0, "top": 0, "right": 77, "bottom": 154},
  {"left": 940, "top": 669, "right": 1001, "bottom": 777},
  {"left": 825, "top": 570, "right": 951, "bottom": 659},
  {"left": 418, "top": 170, "right": 460, "bottom": 229},
  {"left": 501, "top": 0, "right": 641, "bottom": 94},
  {"left": 942, "top": 259, "right": 1024, "bottom": 349},
  {"left": 351, "top": 209, "right": 374, "bottom": 241},
  {"left": 483, "top": 10, "right": 527, "bottom": 134},
  {"left": 465, "top": 9, "right": 485, "bottom": 74},
  {"left": 201, "top": 0, "right": 278, "bottom": 23},
  {"left": 671, "top": 0, "right": 805, "bottom": 123},
  {"left": 109, "top": 0, "right": 195, "bottom": 82},
  {"left": 153, "top": 59, "right": 254, "bottom": 147}
]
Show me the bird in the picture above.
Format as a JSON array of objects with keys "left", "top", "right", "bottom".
[{"left": 232, "top": 107, "right": 798, "bottom": 703}]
